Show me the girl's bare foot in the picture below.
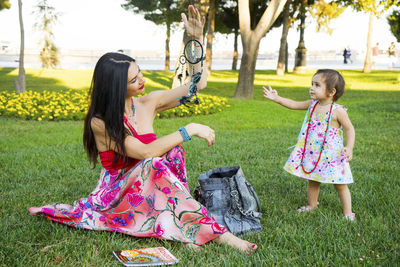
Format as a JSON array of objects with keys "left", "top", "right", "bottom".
[
  {"left": 184, "top": 243, "right": 202, "bottom": 251},
  {"left": 214, "top": 232, "right": 258, "bottom": 255}
]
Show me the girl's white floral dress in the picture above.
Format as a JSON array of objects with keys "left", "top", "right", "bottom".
[{"left": 284, "top": 100, "right": 353, "bottom": 184}]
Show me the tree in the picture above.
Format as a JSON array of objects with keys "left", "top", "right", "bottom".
[
  {"left": 0, "top": 0, "right": 10, "bottom": 10},
  {"left": 34, "top": 0, "right": 60, "bottom": 69},
  {"left": 216, "top": 0, "right": 282, "bottom": 71},
  {"left": 205, "top": 0, "right": 216, "bottom": 75},
  {"left": 276, "top": 0, "right": 290, "bottom": 75},
  {"left": 234, "top": 0, "right": 287, "bottom": 99},
  {"left": 388, "top": 9, "right": 400, "bottom": 42},
  {"left": 215, "top": 0, "right": 239, "bottom": 70},
  {"left": 122, "top": 0, "right": 183, "bottom": 71},
  {"left": 336, "top": 0, "right": 400, "bottom": 73},
  {"left": 309, "top": 0, "right": 345, "bottom": 34},
  {"left": 14, "top": 0, "right": 25, "bottom": 93},
  {"left": 275, "top": 0, "right": 345, "bottom": 75}
]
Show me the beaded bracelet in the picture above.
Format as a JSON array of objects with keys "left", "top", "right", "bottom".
[{"left": 178, "top": 126, "right": 191, "bottom": 142}]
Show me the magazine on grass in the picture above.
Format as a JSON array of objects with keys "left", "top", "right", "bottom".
[{"left": 113, "top": 247, "right": 179, "bottom": 266}]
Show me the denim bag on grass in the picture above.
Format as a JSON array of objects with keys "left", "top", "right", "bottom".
[{"left": 194, "top": 166, "right": 262, "bottom": 236}]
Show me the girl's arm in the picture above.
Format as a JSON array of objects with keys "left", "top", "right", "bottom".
[
  {"left": 263, "top": 85, "right": 312, "bottom": 110},
  {"left": 92, "top": 119, "right": 215, "bottom": 159},
  {"left": 336, "top": 107, "right": 355, "bottom": 161}
]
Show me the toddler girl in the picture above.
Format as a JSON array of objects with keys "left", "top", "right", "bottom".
[{"left": 264, "top": 69, "right": 355, "bottom": 221}]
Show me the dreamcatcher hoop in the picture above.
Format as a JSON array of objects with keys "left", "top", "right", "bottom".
[{"left": 184, "top": 39, "right": 203, "bottom": 64}]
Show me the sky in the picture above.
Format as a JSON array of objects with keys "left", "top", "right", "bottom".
[{"left": 0, "top": 0, "right": 398, "bottom": 56}]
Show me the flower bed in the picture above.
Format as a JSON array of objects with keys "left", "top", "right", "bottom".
[
  {"left": 0, "top": 90, "right": 229, "bottom": 121},
  {"left": 158, "top": 95, "right": 229, "bottom": 118}
]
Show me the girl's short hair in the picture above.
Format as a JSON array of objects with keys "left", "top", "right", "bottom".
[{"left": 314, "top": 69, "right": 345, "bottom": 101}]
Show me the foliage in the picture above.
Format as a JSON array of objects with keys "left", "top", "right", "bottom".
[
  {"left": 1, "top": 69, "right": 400, "bottom": 266},
  {"left": 309, "top": 0, "right": 346, "bottom": 34},
  {"left": 122, "top": 0, "right": 182, "bottom": 28},
  {"left": 388, "top": 9, "right": 400, "bottom": 42},
  {"left": 33, "top": 0, "right": 60, "bottom": 69},
  {"left": 215, "top": 0, "right": 238, "bottom": 35},
  {"left": 122, "top": 0, "right": 183, "bottom": 70},
  {"left": 0, "top": 0, "right": 10, "bottom": 10},
  {"left": 334, "top": 0, "right": 400, "bottom": 16}
]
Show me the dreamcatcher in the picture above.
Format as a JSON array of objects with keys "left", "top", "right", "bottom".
[{"left": 178, "top": 5, "right": 204, "bottom": 106}]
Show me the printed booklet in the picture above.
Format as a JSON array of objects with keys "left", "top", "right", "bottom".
[{"left": 113, "top": 247, "right": 178, "bottom": 266}]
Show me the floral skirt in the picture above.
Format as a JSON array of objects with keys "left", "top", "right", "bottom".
[{"left": 29, "top": 146, "right": 226, "bottom": 245}]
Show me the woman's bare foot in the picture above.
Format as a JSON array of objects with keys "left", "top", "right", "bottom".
[
  {"left": 214, "top": 232, "right": 258, "bottom": 255},
  {"left": 28, "top": 207, "right": 41, "bottom": 214},
  {"left": 184, "top": 243, "right": 202, "bottom": 251}
]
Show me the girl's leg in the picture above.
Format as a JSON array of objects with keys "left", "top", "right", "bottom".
[
  {"left": 214, "top": 232, "right": 257, "bottom": 255},
  {"left": 307, "top": 180, "right": 321, "bottom": 209},
  {"left": 333, "top": 184, "right": 352, "bottom": 215}
]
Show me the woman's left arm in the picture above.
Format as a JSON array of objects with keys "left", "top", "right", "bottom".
[
  {"left": 148, "top": 58, "right": 206, "bottom": 113},
  {"left": 147, "top": 5, "right": 206, "bottom": 113},
  {"left": 337, "top": 107, "right": 355, "bottom": 161}
]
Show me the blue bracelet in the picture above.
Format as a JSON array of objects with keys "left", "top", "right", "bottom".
[{"left": 178, "top": 126, "right": 191, "bottom": 142}]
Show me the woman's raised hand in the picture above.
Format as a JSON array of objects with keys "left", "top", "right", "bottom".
[
  {"left": 186, "top": 123, "right": 215, "bottom": 146},
  {"left": 263, "top": 85, "right": 279, "bottom": 102},
  {"left": 181, "top": 5, "right": 205, "bottom": 40}
]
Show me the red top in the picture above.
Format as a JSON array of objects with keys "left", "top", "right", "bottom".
[{"left": 99, "top": 116, "right": 157, "bottom": 171}]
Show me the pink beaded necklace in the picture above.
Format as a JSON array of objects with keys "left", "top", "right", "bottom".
[{"left": 297, "top": 101, "right": 334, "bottom": 174}]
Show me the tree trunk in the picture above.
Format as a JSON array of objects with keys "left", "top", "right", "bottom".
[
  {"left": 234, "top": 0, "right": 287, "bottom": 99},
  {"left": 285, "top": 41, "right": 288, "bottom": 73},
  {"left": 232, "top": 28, "right": 239, "bottom": 70},
  {"left": 206, "top": 0, "right": 215, "bottom": 76},
  {"left": 363, "top": 12, "right": 374, "bottom": 73},
  {"left": 276, "top": 0, "right": 290, "bottom": 76},
  {"left": 165, "top": 22, "right": 171, "bottom": 71},
  {"left": 294, "top": 0, "right": 306, "bottom": 73},
  {"left": 234, "top": 39, "right": 259, "bottom": 98},
  {"left": 14, "top": 0, "right": 25, "bottom": 94}
]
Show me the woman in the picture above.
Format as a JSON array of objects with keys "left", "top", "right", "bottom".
[{"left": 29, "top": 5, "right": 258, "bottom": 254}]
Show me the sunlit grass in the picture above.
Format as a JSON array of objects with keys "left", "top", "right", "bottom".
[{"left": 0, "top": 68, "right": 399, "bottom": 265}]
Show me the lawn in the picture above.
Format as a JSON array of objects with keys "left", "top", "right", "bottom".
[{"left": 1, "top": 67, "right": 399, "bottom": 266}]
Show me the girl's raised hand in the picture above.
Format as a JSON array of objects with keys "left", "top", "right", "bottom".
[
  {"left": 181, "top": 5, "right": 205, "bottom": 40},
  {"left": 263, "top": 85, "right": 279, "bottom": 102}
]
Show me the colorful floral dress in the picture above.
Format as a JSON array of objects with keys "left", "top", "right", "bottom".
[
  {"left": 29, "top": 101, "right": 227, "bottom": 245},
  {"left": 284, "top": 100, "right": 353, "bottom": 184}
]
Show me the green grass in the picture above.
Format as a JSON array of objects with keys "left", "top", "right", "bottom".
[{"left": 1, "top": 67, "right": 400, "bottom": 266}]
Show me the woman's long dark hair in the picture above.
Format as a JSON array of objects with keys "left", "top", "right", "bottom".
[{"left": 83, "top": 52, "right": 135, "bottom": 168}]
